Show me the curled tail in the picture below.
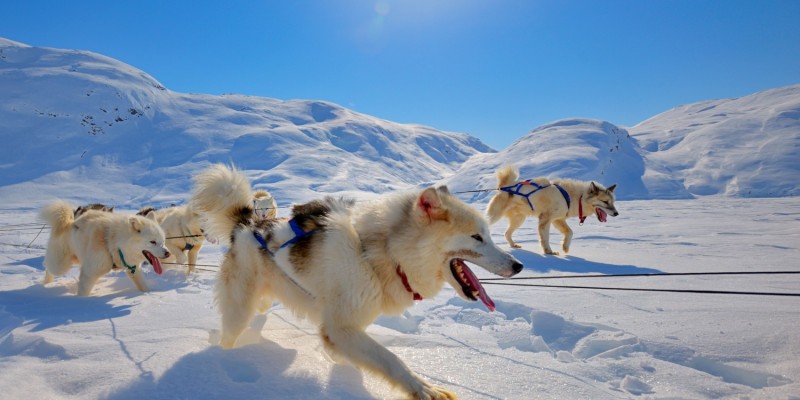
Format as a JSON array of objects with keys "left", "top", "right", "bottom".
[
  {"left": 191, "top": 164, "right": 254, "bottom": 245},
  {"left": 40, "top": 200, "right": 76, "bottom": 277},
  {"left": 485, "top": 165, "right": 520, "bottom": 224}
]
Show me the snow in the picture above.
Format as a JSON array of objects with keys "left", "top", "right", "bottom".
[{"left": 1, "top": 38, "right": 799, "bottom": 399}]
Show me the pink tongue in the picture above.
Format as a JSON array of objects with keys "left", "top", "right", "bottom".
[
  {"left": 461, "top": 263, "right": 496, "bottom": 312},
  {"left": 144, "top": 251, "right": 163, "bottom": 275},
  {"left": 597, "top": 208, "right": 607, "bottom": 223}
]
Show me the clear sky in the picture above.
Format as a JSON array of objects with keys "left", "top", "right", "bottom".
[{"left": 3, "top": 0, "right": 799, "bottom": 149}]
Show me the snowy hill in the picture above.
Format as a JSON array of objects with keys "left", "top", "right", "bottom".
[
  {"left": 0, "top": 38, "right": 491, "bottom": 209},
  {"left": 440, "top": 119, "right": 651, "bottom": 201},
  {"left": 629, "top": 85, "right": 800, "bottom": 198}
]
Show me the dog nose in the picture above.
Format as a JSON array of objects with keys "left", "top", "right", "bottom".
[
  {"left": 511, "top": 262, "right": 523, "bottom": 275},
  {"left": 164, "top": 251, "right": 171, "bottom": 258},
  {"left": 612, "top": 211, "right": 619, "bottom": 216}
]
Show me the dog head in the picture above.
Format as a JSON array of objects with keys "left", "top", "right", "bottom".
[
  {"left": 586, "top": 182, "right": 619, "bottom": 222},
  {"left": 128, "top": 216, "right": 170, "bottom": 275},
  {"left": 253, "top": 190, "right": 278, "bottom": 219},
  {"left": 413, "top": 186, "right": 523, "bottom": 311}
]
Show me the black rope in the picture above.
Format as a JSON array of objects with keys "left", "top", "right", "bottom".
[
  {"left": 161, "top": 261, "right": 220, "bottom": 268},
  {"left": 480, "top": 281, "right": 800, "bottom": 297},
  {"left": 452, "top": 188, "right": 498, "bottom": 194},
  {"left": 165, "top": 234, "right": 204, "bottom": 240},
  {"left": 480, "top": 270, "right": 800, "bottom": 281},
  {"left": 0, "top": 241, "right": 46, "bottom": 249}
]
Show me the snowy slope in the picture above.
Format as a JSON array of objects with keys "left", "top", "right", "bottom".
[
  {"left": 0, "top": 38, "right": 491, "bottom": 209},
  {"left": 440, "top": 119, "right": 652, "bottom": 201},
  {"left": 629, "top": 85, "right": 800, "bottom": 198}
]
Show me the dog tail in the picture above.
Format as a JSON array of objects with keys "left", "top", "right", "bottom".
[
  {"left": 191, "top": 164, "right": 254, "bottom": 245},
  {"left": 40, "top": 200, "right": 76, "bottom": 277},
  {"left": 485, "top": 165, "right": 520, "bottom": 224}
]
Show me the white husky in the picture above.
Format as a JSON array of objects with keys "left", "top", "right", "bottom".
[
  {"left": 192, "top": 164, "right": 523, "bottom": 399},
  {"left": 486, "top": 165, "right": 619, "bottom": 254},
  {"left": 40, "top": 200, "right": 170, "bottom": 296},
  {"left": 137, "top": 205, "right": 209, "bottom": 273},
  {"left": 253, "top": 189, "right": 278, "bottom": 219}
]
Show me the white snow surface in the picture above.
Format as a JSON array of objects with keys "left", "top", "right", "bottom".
[
  {"left": 1, "top": 38, "right": 800, "bottom": 399},
  {"left": 1, "top": 199, "right": 799, "bottom": 399}
]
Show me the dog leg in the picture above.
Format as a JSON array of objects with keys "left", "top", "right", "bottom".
[
  {"left": 320, "top": 324, "right": 457, "bottom": 400},
  {"left": 504, "top": 213, "right": 526, "bottom": 249},
  {"left": 187, "top": 245, "right": 200, "bottom": 274},
  {"left": 553, "top": 219, "right": 573, "bottom": 254},
  {"left": 538, "top": 216, "right": 557, "bottom": 255},
  {"left": 126, "top": 268, "right": 150, "bottom": 292},
  {"left": 77, "top": 267, "right": 105, "bottom": 296},
  {"left": 43, "top": 271, "right": 54, "bottom": 285},
  {"left": 217, "top": 259, "right": 260, "bottom": 349}
]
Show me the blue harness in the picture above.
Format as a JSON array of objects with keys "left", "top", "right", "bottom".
[
  {"left": 500, "top": 180, "right": 571, "bottom": 211},
  {"left": 252, "top": 218, "right": 317, "bottom": 257}
]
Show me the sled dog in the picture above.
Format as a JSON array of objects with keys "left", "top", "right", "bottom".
[
  {"left": 253, "top": 189, "right": 278, "bottom": 219},
  {"left": 40, "top": 200, "right": 170, "bottom": 296},
  {"left": 486, "top": 165, "right": 619, "bottom": 254},
  {"left": 137, "top": 204, "right": 209, "bottom": 274},
  {"left": 74, "top": 203, "right": 114, "bottom": 218},
  {"left": 192, "top": 164, "right": 523, "bottom": 399}
]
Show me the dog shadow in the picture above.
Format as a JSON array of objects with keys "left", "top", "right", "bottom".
[
  {"left": 510, "top": 249, "right": 663, "bottom": 275},
  {"left": 0, "top": 284, "right": 134, "bottom": 332},
  {"left": 102, "top": 341, "right": 376, "bottom": 400}
]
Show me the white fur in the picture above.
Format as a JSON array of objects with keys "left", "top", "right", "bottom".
[
  {"left": 192, "top": 164, "right": 523, "bottom": 399},
  {"left": 486, "top": 165, "right": 619, "bottom": 254},
  {"left": 40, "top": 201, "right": 170, "bottom": 296},
  {"left": 140, "top": 205, "right": 207, "bottom": 274}
]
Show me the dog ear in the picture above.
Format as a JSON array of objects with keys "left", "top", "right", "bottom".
[
  {"left": 109, "top": 207, "right": 115, "bottom": 212},
  {"left": 417, "top": 187, "right": 448, "bottom": 222},
  {"left": 436, "top": 185, "right": 450, "bottom": 194},
  {"left": 607, "top": 184, "right": 617, "bottom": 193},
  {"left": 143, "top": 210, "right": 158, "bottom": 221},
  {"left": 590, "top": 182, "right": 600, "bottom": 194},
  {"left": 129, "top": 217, "right": 143, "bottom": 233}
]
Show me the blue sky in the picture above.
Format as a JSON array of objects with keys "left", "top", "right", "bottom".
[{"left": 3, "top": 0, "right": 799, "bottom": 149}]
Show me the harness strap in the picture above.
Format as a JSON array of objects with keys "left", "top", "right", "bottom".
[
  {"left": 554, "top": 184, "right": 571, "bottom": 210},
  {"left": 396, "top": 265, "right": 423, "bottom": 301},
  {"left": 117, "top": 249, "right": 137, "bottom": 275},
  {"left": 499, "top": 180, "right": 548, "bottom": 211},
  {"left": 251, "top": 219, "right": 317, "bottom": 298}
]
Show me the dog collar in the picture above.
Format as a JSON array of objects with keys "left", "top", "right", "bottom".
[
  {"left": 578, "top": 195, "right": 587, "bottom": 225},
  {"left": 396, "top": 265, "right": 422, "bottom": 301},
  {"left": 117, "top": 249, "right": 137, "bottom": 275}
]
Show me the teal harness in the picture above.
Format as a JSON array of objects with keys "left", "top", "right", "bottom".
[{"left": 117, "top": 249, "right": 137, "bottom": 275}]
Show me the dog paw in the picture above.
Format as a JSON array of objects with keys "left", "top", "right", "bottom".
[
  {"left": 510, "top": 244, "right": 522, "bottom": 249},
  {"left": 416, "top": 385, "right": 458, "bottom": 400},
  {"left": 544, "top": 249, "right": 559, "bottom": 255}
]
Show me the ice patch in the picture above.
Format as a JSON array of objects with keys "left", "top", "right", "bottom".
[{"left": 621, "top": 375, "right": 653, "bottom": 395}]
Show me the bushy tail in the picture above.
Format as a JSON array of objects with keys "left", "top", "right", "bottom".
[
  {"left": 191, "top": 164, "right": 254, "bottom": 245},
  {"left": 485, "top": 165, "right": 520, "bottom": 224},
  {"left": 40, "top": 200, "right": 76, "bottom": 276}
]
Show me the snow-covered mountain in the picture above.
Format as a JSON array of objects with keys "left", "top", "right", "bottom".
[
  {"left": 629, "top": 85, "right": 800, "bottom": 198},
  {"left": 0, "top": 38, "right": 491, "bottom": 209},
  {"left": 1, "top": 37, "right": 798, "bottom": 208},
  {"left": 440, "top": 119, "right": 651, "bottom": 201}
]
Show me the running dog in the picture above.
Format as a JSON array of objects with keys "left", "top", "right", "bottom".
[
  {"left": 40, "top": 200, "right": 170, "bottom": 296},
  {"left": 486, "top": 165, "right": 619, "bottom": 255},
  {"left": 137, "top": 204, "right": 209, "bottom": 274},
  {"left": 192, "top": 164, "right": 523, "bottom": 400}
]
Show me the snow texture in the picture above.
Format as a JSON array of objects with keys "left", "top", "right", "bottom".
[{"left": 1, "top": 38, "right": 799, "bottom": 399}]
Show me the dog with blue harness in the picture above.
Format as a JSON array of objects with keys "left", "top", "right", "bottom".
[{"left": 486, "top": 165, "right": 619, "bottom": 255}]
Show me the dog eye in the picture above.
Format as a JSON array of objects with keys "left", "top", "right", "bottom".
[
  {"left": 471, "top": 234, "right": 484, "bottom": 243},
  {"left": 150, "top": 240, "right": 156, "bottom": 245}
]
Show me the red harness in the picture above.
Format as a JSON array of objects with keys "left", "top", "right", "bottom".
[{"left": 396, "top": 265, "right": 422, "bottom": 301}]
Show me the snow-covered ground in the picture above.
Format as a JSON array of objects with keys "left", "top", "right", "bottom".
[{"left": 1, "top": 197, "right": 798, "bottom": 399}]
